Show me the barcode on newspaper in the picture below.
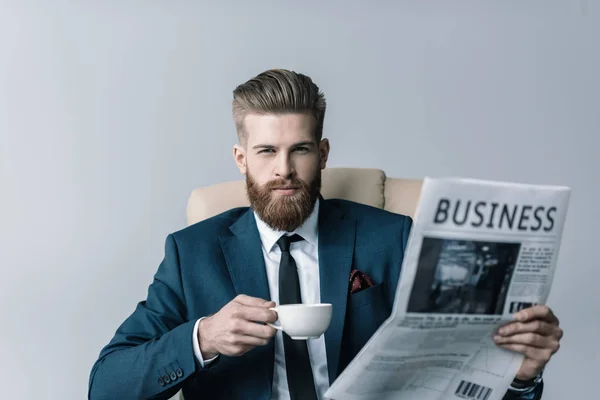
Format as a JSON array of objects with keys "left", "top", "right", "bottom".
[{"left": 455, "top": 380, "right": 492, "bottom": 400}]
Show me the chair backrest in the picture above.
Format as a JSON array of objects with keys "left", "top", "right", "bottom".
[
  {"left": 186, "top": 167, "right": 422, "bottom": 225},
  {"left": 382, "top": 176, "right": 423, "bottom": 218}
]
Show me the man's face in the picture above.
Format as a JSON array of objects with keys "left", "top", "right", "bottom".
[{"left": 233, "top": 113, "right": 330, "bottom": 231}]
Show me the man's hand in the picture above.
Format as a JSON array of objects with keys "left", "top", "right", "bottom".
[
  {"left": 198, "top": 294, "right": 278, "bottom": 359},
  {"left": 493, "top": 305, "right": 563, "bottom": 380}
]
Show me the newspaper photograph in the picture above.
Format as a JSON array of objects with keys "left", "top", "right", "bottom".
[{"left": 325, "top": 177, "right": 571, "bottom": 400}]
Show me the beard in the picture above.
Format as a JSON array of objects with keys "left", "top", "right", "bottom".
[{"left": 246, "top": 170, "right": 321, "bottom": 232}]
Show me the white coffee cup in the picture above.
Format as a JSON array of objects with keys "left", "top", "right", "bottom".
[{"left": 267, "top": 303, "right": 333, "bottom": 340}]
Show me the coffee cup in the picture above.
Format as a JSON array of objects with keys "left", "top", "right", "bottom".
[{"left": 267, "top": 303, "right": 332, "bottom": 340}]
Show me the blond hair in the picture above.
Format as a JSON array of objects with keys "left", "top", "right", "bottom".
[{"left": 232, "top": 69, "right": 326, "bottom": 144}]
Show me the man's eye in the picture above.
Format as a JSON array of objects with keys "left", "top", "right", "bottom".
[
  {"left": 258, "top": 149, "right": 275, "bottom": 154},
  {"left": 294, "top": 147, "right": 309, "bottom": 153}
]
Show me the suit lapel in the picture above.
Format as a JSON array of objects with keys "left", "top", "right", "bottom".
[
  {"left": 318, "top": 200, "right": 356, "bottom": 383},
  {"left": 220, "top": 209, "right": 275, "bottom": 387},
  {"left": 220, "top": 209, "right": 272, "bottom": 302}
]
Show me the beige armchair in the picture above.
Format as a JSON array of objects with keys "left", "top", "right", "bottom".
[
  {"left": 187, "top": 167, "right": 422, "bottom": 225},
  {"left": 172, "top": 167, "right": 422, "bottom": 400}
]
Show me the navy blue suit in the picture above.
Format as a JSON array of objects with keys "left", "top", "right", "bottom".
[{"left": 88, "top": 198, "right": 540, "bottom": 399}]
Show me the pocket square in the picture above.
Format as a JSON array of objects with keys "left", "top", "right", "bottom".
[{"left": 349, "top": 269, "right": 375, "bottom": 294}]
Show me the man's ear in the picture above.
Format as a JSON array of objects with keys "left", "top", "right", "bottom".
[
  {"left": 318, "top": 138, "right": 330, "bottom": 169},
  {"left": 233, "top": 144, "right": 247, "bottom": 175}
]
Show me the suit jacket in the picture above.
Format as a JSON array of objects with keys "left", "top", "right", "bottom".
[{"left": 88, "top": 199, "right": 542, "bottom": 400}]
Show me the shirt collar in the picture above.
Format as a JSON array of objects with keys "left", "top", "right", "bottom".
[{"left": 254, "top": 198, "right": 320, "bottom": 253}]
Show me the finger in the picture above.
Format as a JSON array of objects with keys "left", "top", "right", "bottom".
[
  {"left": 493, "top": 332, "right": 557, "bottom": 350},
  {"left": 513, "top": 305, "right": 559, "bottom": 325},
  {"left": 233, "top": 305, "right": 278, "bottom": 323},
  {"left": 234, "top": 294, "right": 276, "bottom": 308},
  {"left": 496, "top": 320, "right": 556, "bottom": 337},
  {"left": 231, "top": 320, "right": 277, "bottom": 339},
  {"left": 497, "top": 343, "right": 554, "bottom": 361}
]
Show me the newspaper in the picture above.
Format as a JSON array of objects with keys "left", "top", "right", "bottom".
[{"left": 325, "top": 177, "right": 571, "bottom": 400}]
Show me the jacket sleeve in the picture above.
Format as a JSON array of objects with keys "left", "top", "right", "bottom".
[
  {"left": 88, "top": 234, "right": 208, "bottom": 400},
  {"left": 502, "top": 381, "right": 544, "bottom": 400}
]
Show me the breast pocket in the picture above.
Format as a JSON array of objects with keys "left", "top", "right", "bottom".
[{"left": 349, "top": 283, "right": 387, "bottom": 310}]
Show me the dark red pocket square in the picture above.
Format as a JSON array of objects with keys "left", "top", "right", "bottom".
[{"left": 349, "top": 269, "right": 375, "bottom": 294}]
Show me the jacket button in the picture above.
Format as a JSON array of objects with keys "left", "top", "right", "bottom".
[
  {"left": 176, "top": 368, "right": 183, "bottom": 378},
  {"left": 158, "top": 377, "right": 165, "bottom": 387},
  {"left": 164, "top": 375, "right": 171, "bottom": 384},
  {"left": 170, "top": 372, "right": 177, "bottom": 381}
]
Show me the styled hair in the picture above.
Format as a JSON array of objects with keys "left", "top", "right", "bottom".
[{"left": 232, "top": 68, "right": 326, "bottom": 144}]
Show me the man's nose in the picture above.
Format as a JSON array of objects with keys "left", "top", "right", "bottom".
[{"left": 274, "top": 153, "right": 294, "bottom": 179}]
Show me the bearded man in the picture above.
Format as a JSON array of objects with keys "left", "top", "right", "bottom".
[{"left": 89, "top": 69, "right": 562, "bottom": 400}]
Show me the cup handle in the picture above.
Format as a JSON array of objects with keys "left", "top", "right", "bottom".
[{"left": 267, "top": 307, "right": 283, "bottom": 331}]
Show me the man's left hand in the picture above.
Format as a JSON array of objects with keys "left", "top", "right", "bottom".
[{"left": 493, "top": 305, "right": 563, "bottom": 380}]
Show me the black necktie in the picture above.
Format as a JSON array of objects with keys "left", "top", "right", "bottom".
[{"left": 276, "top": 234, "right": 318, "bottom": 400}]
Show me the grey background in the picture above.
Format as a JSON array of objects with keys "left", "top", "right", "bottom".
[{"left": 1, "top": 1, "right": 598, "bottom": 399}]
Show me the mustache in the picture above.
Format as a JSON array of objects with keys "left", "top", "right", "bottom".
[{"left": 263, "top": 178, "right": 307, "bottom": 190}]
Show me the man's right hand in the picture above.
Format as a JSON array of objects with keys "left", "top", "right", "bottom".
[{"left": 198, "top": 294, "right": 278, "bottom": 359}]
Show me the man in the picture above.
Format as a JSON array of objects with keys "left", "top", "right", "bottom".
[{"left": 88, "top": 69, "right": 562, "bottom": 400}]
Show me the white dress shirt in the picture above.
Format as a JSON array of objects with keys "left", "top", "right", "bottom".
[{"left": 192, "top": 199, "right": 330, "bottom": 399}]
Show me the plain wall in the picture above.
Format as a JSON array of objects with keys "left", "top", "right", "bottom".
[{"left": 1, "top": 1, "right": 598, "bottom": 399}]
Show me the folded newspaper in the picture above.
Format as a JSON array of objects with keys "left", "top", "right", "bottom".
[{"left": 325, "top": 177, "right": 571, "bottom": 400}]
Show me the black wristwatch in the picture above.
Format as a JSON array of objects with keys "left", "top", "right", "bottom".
[{"left": 510, "top": 372, "right": 543, "bottom": 391}]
